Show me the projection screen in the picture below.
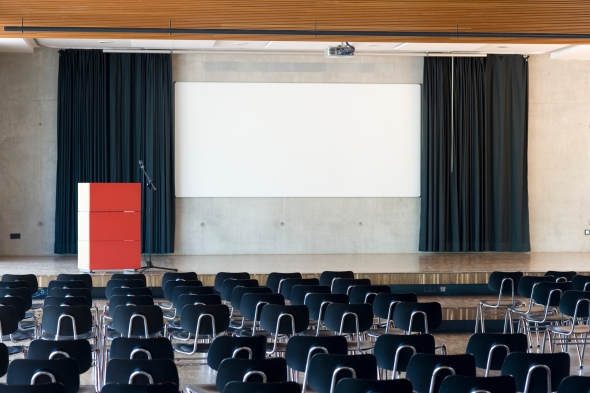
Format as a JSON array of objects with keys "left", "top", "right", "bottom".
[{"left": 175, "top": 82, "right": 421, "bottom": 197}]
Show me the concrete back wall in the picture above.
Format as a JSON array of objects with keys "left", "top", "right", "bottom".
[{"left": 0, "top": 48, "right": 588, "bottom": 255}]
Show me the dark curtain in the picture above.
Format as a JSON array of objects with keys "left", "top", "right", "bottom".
[
  {"left": 55, "top": 50, "right": 175, "bottom": 254},
  {"left": 419, "top": 55, "right": 530, "bottom": 252}
]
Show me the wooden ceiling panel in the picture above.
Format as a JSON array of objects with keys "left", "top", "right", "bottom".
[{"left": 2, "top": 1, "right": 590, "bottom": 43}]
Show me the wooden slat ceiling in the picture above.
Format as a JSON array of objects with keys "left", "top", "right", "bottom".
[{"left": 2, "top": 0, "right": 590, "bottom": 44}]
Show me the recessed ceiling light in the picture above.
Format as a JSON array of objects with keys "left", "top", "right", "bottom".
[
  {"left": 497, "top": 46, "right": 508, "bottom": 48},
  {"left": 394, "top": 43, "right": 408, "bottom": 49},
  {"left": 368, "top": 44, "right": 380, "bottom": 46},
  {"left": 234, "top": 42, "right": 248, "bottom": 45},
  {"left": 99, "top": 41, "right": 113, "bottom": 44}
]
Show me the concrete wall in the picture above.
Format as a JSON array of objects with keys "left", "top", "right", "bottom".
[
  {"left": 172, "top": 53, "right": 423, "bottom": 255},
  {"left": 0, "top": 48, "right": 58, "bottom": 255}
]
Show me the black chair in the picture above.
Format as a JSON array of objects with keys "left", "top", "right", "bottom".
[
  {"left": 280, "top": 278, "right": 319, "bottom": 301},
  {"left": 290, "top": 285, "right": 331, "bottom": 306},
  {"left": 0, "top": 281, "right": 30, "bottom": 291},
  {"left": 0, "top": 287, "right": 34, "bottom": 310},
  {"left": 44, "top": 296, "right": 88, "bottom": 309},
  {"left": 161, "top": 271, "right": 199, "bottom": 292},
  {"left": 105, "top": 358, "right": 179, "bottom": 387},
  {"left": 501, "top": 352, "right": 570, "bottom": 393},
  {"left": 507, "top": 275, "right": 556, "bottom": 334},
  {"left": 171, "top": 286, "right": 214, "bottom": 306},
  {"left": 7, "top": 358, "right": 81, "bottom": 393},
  {"left": 185, "top": 357, "right": 287, "bottom": 393},
  {"left": 465, "top": 333, "right": 528, "bottom": 376},
  {"left": 48, "top": 288, "right": 93, "bottom": 307},
  {"left": 302, "top": 293, "right": 349, "bottom": 337},
  {"left": 557, "top": 376, "right": 590, "bottom": 393},
  {"left": 349, "top": 285, "right": 390, "bottom": 305},
  {"left": 265, "top": 272, "right": 302, "bottom": 294},
  {"left": 47, "top": 280, "right": 88, "bottom": 292},
  {"left": 104, "top": 295, "right": 155, "bottom": 330},
  {"left": 214, "top": 272, "right": 250, "bottom": 293},
  {"left": 105, "top": 280, "right": 146, "bottom": 301},
  {"left": 108, "top": 305, "right": 163, "bottom": 340},
  {"left": 572, "top": 275, "right": 590, "bottom": 291},
  {"left": 101, "top": 383, "right": 178, "bottom": 393},
  {"left": 207, "top": 335, "right": 267, "bottom": 370},
  {"left": 545, "top": 271, "right": 576, "bottom": 282},
  {"left": 0, "top": 343, "right": 8, "bottom": 377},
  {"left": 235, "top": 293, "right": 285, "bottom": 337},
  {"left": 307, "top": 354, "right": 377, "bottom": 393},
  {"left": 439, "top": 376, "right": 517, "bottom": 393},
  {"left": 220, "top": 279, "right": 259, "bottom": 303},
  {"left": 319, "top": 271, "right": 355, "bottom": 289},
  {"left": 111, "top": 273, "right": 147, "bottom": 286},
  {"left": 27, "top": 338, "right": 98, "bottom": 391},
  {"left": 374, "top": 334, "right": 435, "bottom": 378},
  {"left": 406, "top": 354, "right": 476, "bottom": 393},
  {"left": 230, "top": 286, "right": 272, "bottom": 316},
  {"left": 0, "top": 305, "right": 33, "bottom": 356},
  {"left": 224, "top": 382, "right": 301, "bottom": 393},
  {"left": 393, "top": 302, "right": 443, "bottom": 334},
  {"left": 0, "top": 295, "right": 38, "bottom": 337},
  {"left": 56, "top": 274, "right": 93, "bottom": 290},
  {"left": 475, "top": 271, "right": 524, "bottom": 333},
  {"left": 367, "top": 292, "right": 417, "bottom": 337},
  {"left": 334, "top": 379, "right": 413, "bottom": 393},
  {"left": 163, "top": 280, "right": 203, "bottom": 303},
  {"left": 324, "top": 303, "right": 374, "bottom": 352},
  {"left": 285, "top": 336, "right": 348, "bottom": 387},
  {"left": 0, "top": 384, "right": 66, "bottom": 393},
  {"left": 259, "top": 305, "right": 309, "bottom": 354},
  {"left": 40, "top": 305, "right": 95, "bottom": 342},
  {"left": 111, "top": 287, "right": 154, "bottom": 298},
  {"left": 1, "top": 274, "right": 38, "bottom": 294},
  {"left": 166, "top": 294, "right": 223, "bottom": 332},
  {"left": 332, "top": 279, "right": 371, "bottom": 295}
]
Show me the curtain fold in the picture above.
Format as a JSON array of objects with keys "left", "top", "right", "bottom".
[
  {"left": 55, "top": 49, "right": 175, "bottom": 254},
  {"left": 419, "top": 55, "right": 530, "bottom": 252}
]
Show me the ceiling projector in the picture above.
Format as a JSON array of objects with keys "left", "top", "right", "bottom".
[{"left": 324, "top": 42, "right": 355, "bottom": 58}]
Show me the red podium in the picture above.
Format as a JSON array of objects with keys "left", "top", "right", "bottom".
[{"left": 78, "top": 183, "right": 141, "bottom": 271}]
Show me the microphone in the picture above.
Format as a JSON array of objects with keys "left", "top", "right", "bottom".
[{"left": 139, "top": 160, "right": 144, "bottom": 168}]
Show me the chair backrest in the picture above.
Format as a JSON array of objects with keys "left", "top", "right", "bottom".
[
  {"left": 109, "top": 295, "right": 154, "bottom": 311},
  {"left": 0, "top": 384, "right": 66, "bottom": 393},
  {"left": 307, "top": 354, "right": 377, "bottom": 393},
  {"left": 332, "top": 278, "right": 372, "bottom": 295},
  {"left": 109, "top": 337, "right": 174, "bottom": 361},
  {"left": 487, "top": 272, "right": 523, "bottom": 294},
  {"left": 223, "top": 382, "right": 301, "bottom": 393},
  {"left": 559, "top": 290, "right": 590, "bottom": 319},
  {"left": 47, "top": 280, "right": 87, "bottom": 293},
  {"left": 111, "top": 287, "right": 153, "bottom": 298},
  {"left": 290, "top": 285, "right": 331, "bottom": 306},
  {"left": 1, "top": 274, "right": 38, "bottom": 294},
  {"left": 571, "top": 275, "right": 590, "bottom": 291},
  {"left": 304, "top": 293, "right": 349, "bottom": 321},
  {"left": 0, "top": 281, "right": 29, "bottom": 290},
  {"left": 439, "top": 375, "right": 517, "bottom": 393},
  {"left": 216, "top": 358, "right": 287, "bottom": 392},
  {"left": 557, "top": 376, "right": 590, "bottom": 393},
  {"left": 334, "top": 379, "right": 414, "bottom": 393},
  {"left": 259, "top": 305, "right": 309, "bottom": 334},
  {"left": 207, "top": 335, "right": 267, "bottom": 370},
  {"left": 230, "top": 286, "right": 272, "bottom": 311},
  {"left": 171, "top": 286, "right": 214, "bottom": 305},
  {"left": 501, "top": 352, "right": 570, "bottom": 393},
  {"left": 176, "top": 295, "right": 222, "bottom": 313},
  {"left": 266, "top": 273, "right": 303, "bottom": 294},
  {"left": 280, "top": 278, "right": 319, "bottom": 300},
  {"left": 111, "top": 273, "right": 147, "bottom": 286},
  {"left": 27, "top": 339, "right": 92, "bottom": 374},
  {"left": 56, "top": 274, "right": 93, "bottom": 290},
  {"left": 179, "top": 304, "right": 230, "bottom": 336},
  {"left": 324, "top": 303, "right": 374, "bottom": 334},
  {"left": 0, "top": 288, "right": 32, "bottom": 310},
  {"left": 41, "top": 305, "right": 93, "bottom": 338},
  {"left": 0, "top": 295, "right": 26, "bottom": 320},
  {"left": 214, "top": 272, "right": 250, "bottom": 292},
  {"left": 44, "top": 296, "right": 90, "bottom": 308},
  {"left": 105, "top": 359, "right": 179, "bottom": 386},
  {"left": 349, "top": 285, "right": 391, "bottom": 305},
  {"left": 545, "top": 271, "right": 576, "bottom": 282},
  {"left": 111, "top": 305, "right": 164, "bottom": 337},
  {"left": 163, "top": 280, "right": 203, "bottom": 302},
  {"left": 406, "top": 354, "right": 476, "bottom": 393},
  {"left": 240, "top": 293, "right": 285, "bottom": 321},
  {"left": 7, "top": 358, "right": 79, "bottom": 393},
  {"left": 0, "top": 343, "right": 8, "bottom": 378},
  {"left": 221, "top": 279, "right": 259, "bottom": 302},
  {"left": 161, "top": 272, "right": 199, "bottom": 291},
  {"left": 392, "top": 302, "right": 443, "bottom": 333},
  {"left": 374, "top": 334, "right": 436, "bottom": 373},
  {"left": 532, "top": 281, "right": 573, "bottom": 306},
  {"left": 48, "top": 288, "right": 92, "bottom": 304},
  {"left": 465, "top": 333, "right": 528, "bottom": 372},
  {"left": 106, "top": 280, "right": 145, "bottom": 300},
  {"left": 285, "top": 335, "right": 348, "bottom": 373},
  {"left": 516, "top": 275, "right": 556, "bottom": 298},
  {"left": 372, "top": 292, "right": 418, "bottom": 320},
  {"left": 101, "top": 383, "right": 178, "bottom": 393},
  {"left": 319, "top": 271, "right": 355, "bottom": 287},
  {"left": 0, "top": 305, "right": 19, "bottom": 335}
]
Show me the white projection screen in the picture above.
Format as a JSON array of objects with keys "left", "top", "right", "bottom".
[{"left": 175, "top": 82, "right": 421, "bottom": 197}]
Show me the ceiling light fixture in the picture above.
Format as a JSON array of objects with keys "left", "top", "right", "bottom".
[
  {"left": 367, "top": 44, "right": 380, "bottom": 46},
  {"left": 99, "top": 41, "right": 113, "bottom": 43},
  {"left": 394, "top": 43, "right": 408, "bottom": 49},
  {"left": 234, "top": 42, "right": 248, "bottom": 45},
  {"left": 497, "top": 46, "right": 508, "bottom": 48},
  {"left": 265, "top": 41, "right": 273, "bottom": 48}
]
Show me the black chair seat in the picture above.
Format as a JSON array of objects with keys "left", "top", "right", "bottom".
[
  {"left": 266, "top": 342, "right": 289, "bottom": 352},
  {"left": 158, "top": 300, "right": 173, "bottom": 309},
  {"left": 480, "top": 299, "right": 525, "bottom": 308},
  {"left": 24, "top": 311, "right": 36, "bottom": 319},
  {"left": 173, "top": 342, "right": 212, "bottom": 354},
  {"left": 19, "top": 320, "right": 37, "bottom": 329},
  {"left": 228, "top": 319, "right": 254, "bottom": 329},
  {"left": 5, "top": 329, "right": 35, "bottom": 341},
  {"left": 185, "top": 384, "right": 218, "bottom": 393},
  {"left": 301, "top": 329, "right": 337, "bottom": 337},
  {"left": 366, "top": 327, "right": 404, "bottom": 337},
  {"left": 234, "top": 329, "right": 272, "bottom": 338},
  {"left": 40, "top": 331, "right": 95, "bottom": 341},
  {"left": 6, "top": 345, "right": 26, "bottom": 355},
  {"left": 105, "top": 329, "right": 161, "bottom": 340},
  {"left": 170, "top": 330, "right": 220, "bottom": 341},
  {"left": 77, "top": 387, "right": 96, "bottom": 393},
  {"left": 162, "top": 309, "right": 176, "bottom": 320},
  {"left": 347, "top": 340, "right": 375, "bottom": 352}
]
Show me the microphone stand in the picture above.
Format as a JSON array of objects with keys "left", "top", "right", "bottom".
[{"left": 138, "top": 160, "right": 177, "bottom": 273}]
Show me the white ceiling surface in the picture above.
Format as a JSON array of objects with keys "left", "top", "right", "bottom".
[
  {"left": 0, "top": 38, "right": 34, "bottom": 53},
  {"left": 30, "top": 38, "right": 572, "bottom": 54}
]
